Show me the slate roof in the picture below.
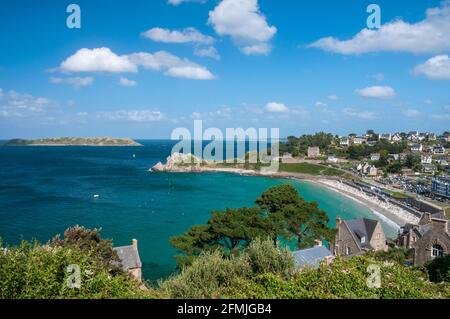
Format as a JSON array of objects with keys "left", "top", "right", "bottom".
[
  {"left": 292, "top": 246, "right": 333, "bottom": 269},
  {"left": 113, "top": 245, "right": 142, "bottom": 270},
  {"left": 344, "top": 218, "right": 379, "bottom": 249}
]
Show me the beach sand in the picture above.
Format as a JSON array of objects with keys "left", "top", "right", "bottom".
[{"left": 308, "top": 179, "right": 419, "bottom": 228}]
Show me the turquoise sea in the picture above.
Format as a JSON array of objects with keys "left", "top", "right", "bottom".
[{"left": 0, "top": 140, "right": 396, "bottom": 281}]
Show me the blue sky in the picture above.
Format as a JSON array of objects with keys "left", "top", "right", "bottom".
[{"left": 0, "top": 0, "right": 449, "bottom": 139}]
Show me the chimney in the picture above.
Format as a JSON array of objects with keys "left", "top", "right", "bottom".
[
  {"left": 431, "top": 219, "right": 448, "bottom": 233},
  {"left": 132, "top": 239, "right": 138, "bottom": 251}
]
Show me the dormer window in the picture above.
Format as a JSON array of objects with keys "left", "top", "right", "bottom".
[
  {"left": 432, "top": 244, "right": 444, "bottom": 258},
  {"left": 361, "top": 236, "right": 366, "bottom": 244}
]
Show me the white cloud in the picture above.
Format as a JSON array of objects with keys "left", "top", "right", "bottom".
[
  {"left": 327, "top": 95, "right": 339, "bottom": 101},
  {"left": 168, "top": 0, "right": 206, "bottom": 5},
  {"left": 119, "top": 77, "right": 137, "bottom": 87},
  {"left": 98, "top": 110, "right": 166, "bottom": 122},
  {"left": 165, "top": 66, "right": 214, "bottom": 80},
  {"left": 50, "top": 76, "right": 94, "bottom": 88},
  {"left": 309, "top": 2, "right": 450, "bottom": 54},
  {"left": 59, "top": 48, "right": 214, "bottom": 80},
  {"left": 190, "top": 107, "right": 232, "bottom": 121},
  {"left": 264, "top": 102, "right": 289, "bottom": 113},
  {"left": 0, "top": 89, "right": 51, "bottom": 118},
  {"left": 424, "top": 99, "right": 433, "bottom": 105},
  {"left": 431, "top": 113, "right": 450, "bottom": 120},
  {"left": 371, "top": 73, "right": 385, "bottom": 81},
  {"left": 413, "top": 55, "right": 450, "bottom": 80},
  {"left": 343, "top": 108, "right": 377, "bottom": 120},
  {"left": 60, "top": 47, "right": 137, "bottom": 73},
  {"left": 142, "top": 27, "right": 214, "bottom": 44},
  {"left": 355, "top": 86, "right": 396, "bottom": 99},
  {"left": 194, "top": 46, "right": 220, "bottom": 60},
  {"left": 0, "top": 88, "right": 3, "bottom": 100},
  {"left": 402, "top": 109, "right": 421, "bottom": 117},
  {"left": 208, "top": 0, "right": 277, "bottom": 55},
  {"left": 315, "top": 101, "right": 328, "bottom": 111},
  {"left": 129, "top": 51, "right": 215, "bottom": 80},
  {"left": 240, "top": 43, "right": 271, "bottom": 55}
]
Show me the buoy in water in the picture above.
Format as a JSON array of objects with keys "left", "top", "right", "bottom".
[{"left": 93, "top": 194, "right": 100, "bottom": 198}]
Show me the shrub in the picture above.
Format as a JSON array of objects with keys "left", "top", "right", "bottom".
[
  {"left": 425, "top": 255, "right": 450, "bottom": 283},
  {"left": 159, "top": 251, "right": 251, "bottom": 299},
  {"left": 242, "top": 238, "right": 296, "bottom": 279},
  {"left": 221, "top": 255, "right": 450, "bottom": 299}
]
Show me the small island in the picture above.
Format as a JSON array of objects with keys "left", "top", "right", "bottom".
[{"left": 4, "top": 137, "right": 142, "bottom": 147}]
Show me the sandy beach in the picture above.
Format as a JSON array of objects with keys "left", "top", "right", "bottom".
[{"left": 306, "top": 179, "right": 420, "bottom": 228}]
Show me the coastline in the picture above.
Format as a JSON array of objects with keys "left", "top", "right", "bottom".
[{"left": 151, "top": 164, "right": 419, "bottom": 229}]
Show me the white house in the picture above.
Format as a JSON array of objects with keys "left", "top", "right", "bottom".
[
  {"left": 353, "top": 137, "right": 365, "bottom": 145},
  {"left": 380, "top": 133, "right": 391, "bottom": 141},
  {"left": 411, "top": 143, "right": 423, "bottom": 152},
  {"left": 327, "top": 155, "right": 338, "bottom": 163},
  {"left": 392, "top": 133, "right": 402, "bottom": 142},
  {"left": 370, "top": 153, "right": 381, "bottom": 161},
  {"left": 340, "top": 137, "right": 350, "bottom": 146},
  {"left": 433, "top": 145, "right": 446, "bottom": 155},
  {"left": 421, "top": 155, "right": 432, "bottom": 165}
]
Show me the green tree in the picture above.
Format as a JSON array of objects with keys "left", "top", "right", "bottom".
[
  {"left": 171, "top": 185, "right": 335, "bottom": 266},
  {"left": 170, "top": 207, "right": 274, "bottom": 266},
  {"left": 256, "top": 185, "right": 335, "bottom": 249}
]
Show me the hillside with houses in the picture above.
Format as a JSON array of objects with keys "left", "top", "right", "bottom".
[{"left": 280, "top": 130, "right": 450, "bottom": 207}]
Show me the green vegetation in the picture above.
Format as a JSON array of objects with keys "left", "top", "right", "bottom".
[
  {"left": 4, "top": 137, "right": 141, "bottom": 146},
  {"left": 160, "top": 241, "right": 449, "bottom": 299},
  {"left": 0, "top": 228, "right": 156, "bottom": 299},
  {"left": 426, "top": 255, "right": 450, "bottom": 283},
  {"left": 281, "top": 132, "right": 335, "bottom": 156},
  {"left": 279, "top": 163, "right": 344, "bottom": 177},
  {"left": 159, "top": 238, "right": 295, "bottom": 299},
  {"left": 383, "top": 190, "right": 414, "bottom": 200},
  {"left": 170, "top": 185, "right": 335, "bottom": 267},
  {"left": 1, "top": 225, "right": 449, "bottom": 299},
  {"left": 220, "top": 255, "right": 449, "bottom": 299}
]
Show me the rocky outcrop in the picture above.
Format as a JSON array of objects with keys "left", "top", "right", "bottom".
[{"left": 150, "top": 153, "right": 207, "bottom": 172}]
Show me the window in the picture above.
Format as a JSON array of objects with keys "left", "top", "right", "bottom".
[
  {"left": 432, "top": 244, "right": 444, "bottom": 258},
  {"left": 376, "top": 233, "right": 380, "bottom": 239},
  {"left": 361, "top": 236, "right": 366, "bottom": 244},
  {"left": 346, "top": 247, "right": 352, "bottom": 255}
]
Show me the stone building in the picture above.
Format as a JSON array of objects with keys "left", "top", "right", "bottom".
[
  {"left": 113, "top": 239, "right": 142, "bottom": 282},
  {"left": 398, "top": 212, "right": 450, "bottom": 266},
  {"left": 333, "top": 217, "right": 388, "bottom": 257},
  {"left": 307, "top": 147, "right": 320, "bottom": 158}
]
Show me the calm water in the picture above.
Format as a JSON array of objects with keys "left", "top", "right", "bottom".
[{"left": 0, "top": 140, "right": 396, "bottom": 280}]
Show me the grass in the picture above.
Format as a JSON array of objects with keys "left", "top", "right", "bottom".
[
  {"left": 279, "top": 163, "right": 345, "bottom": 177},
  {"left": 388, "top": 191, "right": 414, "bottom": 199}
]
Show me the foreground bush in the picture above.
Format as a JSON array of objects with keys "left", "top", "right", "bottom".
[
  {"left": 160, "top": 239, "right": 449, "bottom": 299},
  {"left": 2, "top": 229, "right": 448, "bottom": 299},
  {"left": 159, "top": 238, "right": 296, "bottom": 299},
  {"left": 221, "top": 256, "right": 450, "bottom": 299},
  {"left": 0, "top": 238, "right": 155, "bottom": 299}
]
